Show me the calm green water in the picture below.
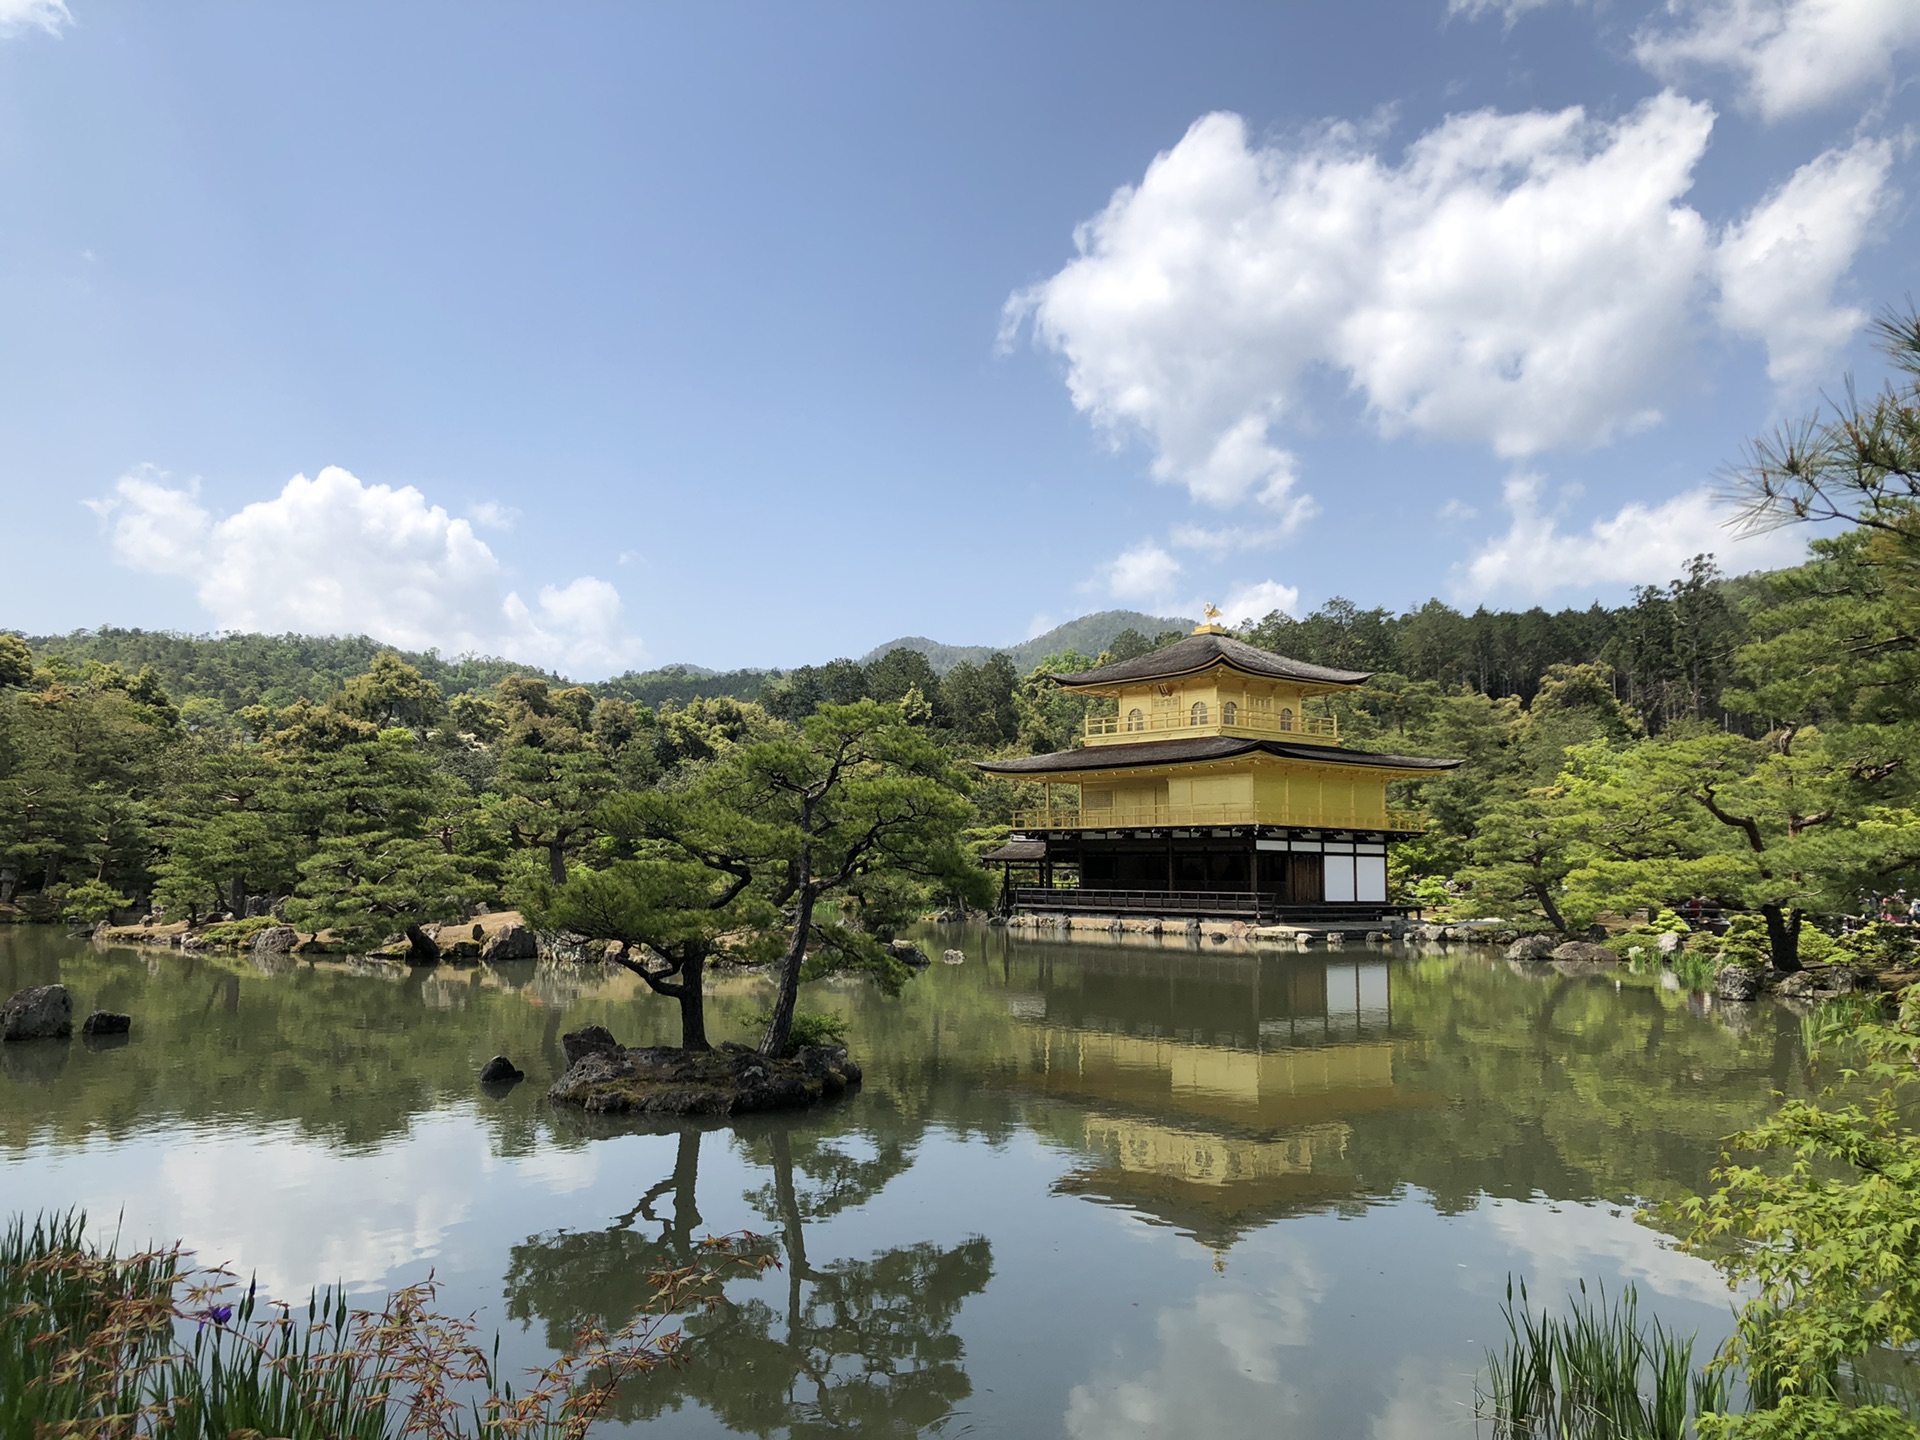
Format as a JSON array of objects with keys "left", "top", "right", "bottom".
[{"left": 0, "top": 925, "right": 1801, "bottom": 1437}]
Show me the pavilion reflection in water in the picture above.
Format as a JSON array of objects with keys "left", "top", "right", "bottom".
[{"left": 997, "top": 943, "right": 1424, "bottom": 1245}]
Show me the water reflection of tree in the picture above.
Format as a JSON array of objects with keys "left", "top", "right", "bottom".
[{"left": 502, "top": 1120, "right": 992, "bottom": 1435}]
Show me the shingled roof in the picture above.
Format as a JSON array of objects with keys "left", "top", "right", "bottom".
[
  {"left": 980, "top": 837, "right": 1048, "bottom": 863},
  {"left": 973, "top": 736, "right": 1460, "bottom": 776},
  {"left": 1054, "top": 631, "right": 1370, "bottom": 690}
]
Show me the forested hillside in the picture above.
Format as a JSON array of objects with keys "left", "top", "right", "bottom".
[
  {"left": 859, "top": 609, "right": 1195, "bottom": 674},
  {"left": 28, "top": 628, "right": 558, "bottom": 712}
]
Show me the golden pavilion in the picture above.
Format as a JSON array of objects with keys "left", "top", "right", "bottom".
[{"left": 975, "top": 620, "right": 1459, "bottom": 921}]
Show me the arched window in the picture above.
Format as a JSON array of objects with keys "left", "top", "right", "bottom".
[
  {"left": 1190, "top": 701, "right": 1209, "bottom": 726},
  {"left": 1279, "top": 707, "right": 1294, "bottom": 731},
  {"left": 1221, "top": 701, "right": 1238, "bottom": 726},
  {"left": 1125, "top": 707, "right": 1145, "bottom": 732}
]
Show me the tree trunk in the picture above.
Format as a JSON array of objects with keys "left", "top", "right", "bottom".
[
  {"left": 405, "top": 923, "right": 441, "bottom": 962},
  {"left": 547, "top": 842, "right": 567, "bottom": 886},
  {"left": 1761, "top": 902, "right": 1802, "bottom": 974},
  {"left": 667, "top": 1128, "right": 703, "bottom": 1253},
  {"left": 677, "top": 952, "right": 710, "bottom": 1051},
  {"left": 768, "top": 1129, "right": 812, "bottom": 1334},
  {"left": 228, "top": 875, "right": 246, "bottom": 918},
  {"left": 1531, "top": 876, "right": 1572, "bottom": 937},
  {"left": 760, "top": 885, "right": 816, "bottom": 1058}
]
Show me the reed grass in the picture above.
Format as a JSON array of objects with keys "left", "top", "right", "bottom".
[
  {"left": 1622, "top": 947, "right": 1721, "bottom": 994},
  {"left": 1798, "top": 993, "right": 1893, "bottom": 1066},
  {"left": 0, "top": 1210, "right": 769, "bottom": 1440},
  {"left": 1478, "top": 1279, "right": 1729, "bottom": 1440}
]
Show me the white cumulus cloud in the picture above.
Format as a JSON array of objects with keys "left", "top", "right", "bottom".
[
  {"left": 1715, "top": 137, "right": 1895, "bottom": 389},
  {"left": 1635, "top": 0, "right": 1920, "bottom": 122},
  {"left": 1093, "top": 542, "right": 1187, "bottom": 605},
  {"left": 1455, "top": 473, "right": 1808, "bottom": 601},
  {"left": 1084, "top": 540, "right": 1298, "bottom": 627},
  {"left": 0, "top": 0, "right": 70, "bottom": 37},
  {"left": 1221, "top": 579, "right": 1301, "bottom": 625},
  {"left": 87, "top": 466, "right": 642, "bottom": 676},
  {"left": 1015, "top": 93, "right": 1890, "bottom": 618},
  {"left": 1005, "top": 94, "right": 1721, "bottom": 506}
]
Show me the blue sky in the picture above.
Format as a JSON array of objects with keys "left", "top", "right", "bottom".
[{"left": 2, "top": 0, "right": 1917, "bottom": 676}]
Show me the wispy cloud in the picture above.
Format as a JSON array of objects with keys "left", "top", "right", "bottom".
[
  {"left": 0, "top": 0, "right": 71, "bottom": 38},
  {"left": 468, "top": 500, "right": 520, "bottom": 531}
]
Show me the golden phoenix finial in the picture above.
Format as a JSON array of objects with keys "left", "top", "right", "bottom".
[{"left": 1203, "top": 603, "right": 1223, "bottom": 623}]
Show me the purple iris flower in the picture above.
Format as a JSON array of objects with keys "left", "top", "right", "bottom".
[{"left": 204, "top": 1304, "right": 233, "bottom": 1326}]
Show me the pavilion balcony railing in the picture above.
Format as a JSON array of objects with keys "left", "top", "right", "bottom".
[
  {"left": 1011, "top": 804, "right": 1429, "bottom": 834},
  {"left": 1084, "top": 710, "right": 1339, "bottom": 744},
  {"left": 1007, "top": 887, "right": 1423, "bottom": 921}
]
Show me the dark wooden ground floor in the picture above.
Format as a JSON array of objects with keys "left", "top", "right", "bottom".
[{"left": 991, "top": 824, "right": 1407, "bottom": 921}]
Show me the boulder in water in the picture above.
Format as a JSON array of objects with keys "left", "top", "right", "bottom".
[
  {"left": 2, "top": 984, "right": 72, "bottom": 1042},
  {"left": 562, "top": 1024, "right": 621, "bottom": 1067},
  {"left": 82, "top": 1011, "right": 130, "bottom": 1036},
  {"left": 1506, "top": 935, "right": 1558, "bottom": 961},
  {"left": 1550, "top": 941, "right": 1617, "bottom": 964},
  {"left": 479, "top": 1055, "right": 524, "bottom": 1085},
  {"left": 1776, "top": 965, "right": 1870, "bottom": 1000},
  {"left": 888, "top": 940, "right": 931, "bottom": 969},
  {"left": 251, "top": 925, "right": 297, "bottom": 955},
  {"left": 481, "top": 922, "right": 538, "bottom": 962}
]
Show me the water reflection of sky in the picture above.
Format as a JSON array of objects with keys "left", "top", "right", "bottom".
[{"left": 0, "top": 926, "right": 1766, "bottom": 1438}]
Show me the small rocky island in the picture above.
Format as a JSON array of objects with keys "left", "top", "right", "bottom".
[{"left": 548, "top": 1024, "right": 862, "bottom": 1116}]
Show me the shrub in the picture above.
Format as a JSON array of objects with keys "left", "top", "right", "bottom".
[
  {"left": 1832, "top": 921, "right": 1918, "bottom": 970},
  {"left": 749, "top": 1009, "right": 847, "bottom": 1055},
  {"left": 59, "top": 879, "right": 132, "bottom": 926},
  {"left": 198, "top": 915, "right": 280, "bottom": 949},
  {"left": 1718, "top": 916, "right": 1773, "bottom": 969},
  {"left": 1697, "top": 1397, "right": 1918, "bottom": 1439},
  {"left": 1676, "top": 982, "right": 1920, "bottom": 1427},
  {"left": 1797, "top": 927, "right": 1838, "bottom": 965}
]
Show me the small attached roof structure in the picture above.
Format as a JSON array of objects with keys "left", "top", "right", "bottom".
[
  {"left": 980, "top": 837, "right": 1047, "bottom": 863},
  {"left": 974, "top": 735, "right": 1461, "bottom": 777},
  {"left": 1055, "top": 631, "right": 1371, "bottom": 693}
]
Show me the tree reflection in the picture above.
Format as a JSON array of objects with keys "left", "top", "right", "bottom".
[{"left": 502, "top": 1120, "right": 992, "bottom": 1435}]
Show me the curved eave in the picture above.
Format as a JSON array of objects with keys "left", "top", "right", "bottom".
[
  {"left": 973, "top": 737, "right": 1461, "bottom": 779},
  {"left": 1049, "top": 633, "right": 1372, "bottom": 692},
  {"left": 1053, "top": 657, "right": 1372, "bottom": 695}
]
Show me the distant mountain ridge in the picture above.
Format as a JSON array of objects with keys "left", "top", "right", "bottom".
[
  {"left": 860, "top": 610, "right": 1196, "bottom": 675},
  {"left": 21, "top": 610, "right": 1198, "bottom": 712}
]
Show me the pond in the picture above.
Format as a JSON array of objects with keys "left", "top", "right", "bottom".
[{"left": 0, "top": 924, "right": 1803, "bottom": 1438}]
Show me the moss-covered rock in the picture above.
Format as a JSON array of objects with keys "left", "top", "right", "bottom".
[{"left": 548, "top": 1041, "right": 862, "bottom": 1116}]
